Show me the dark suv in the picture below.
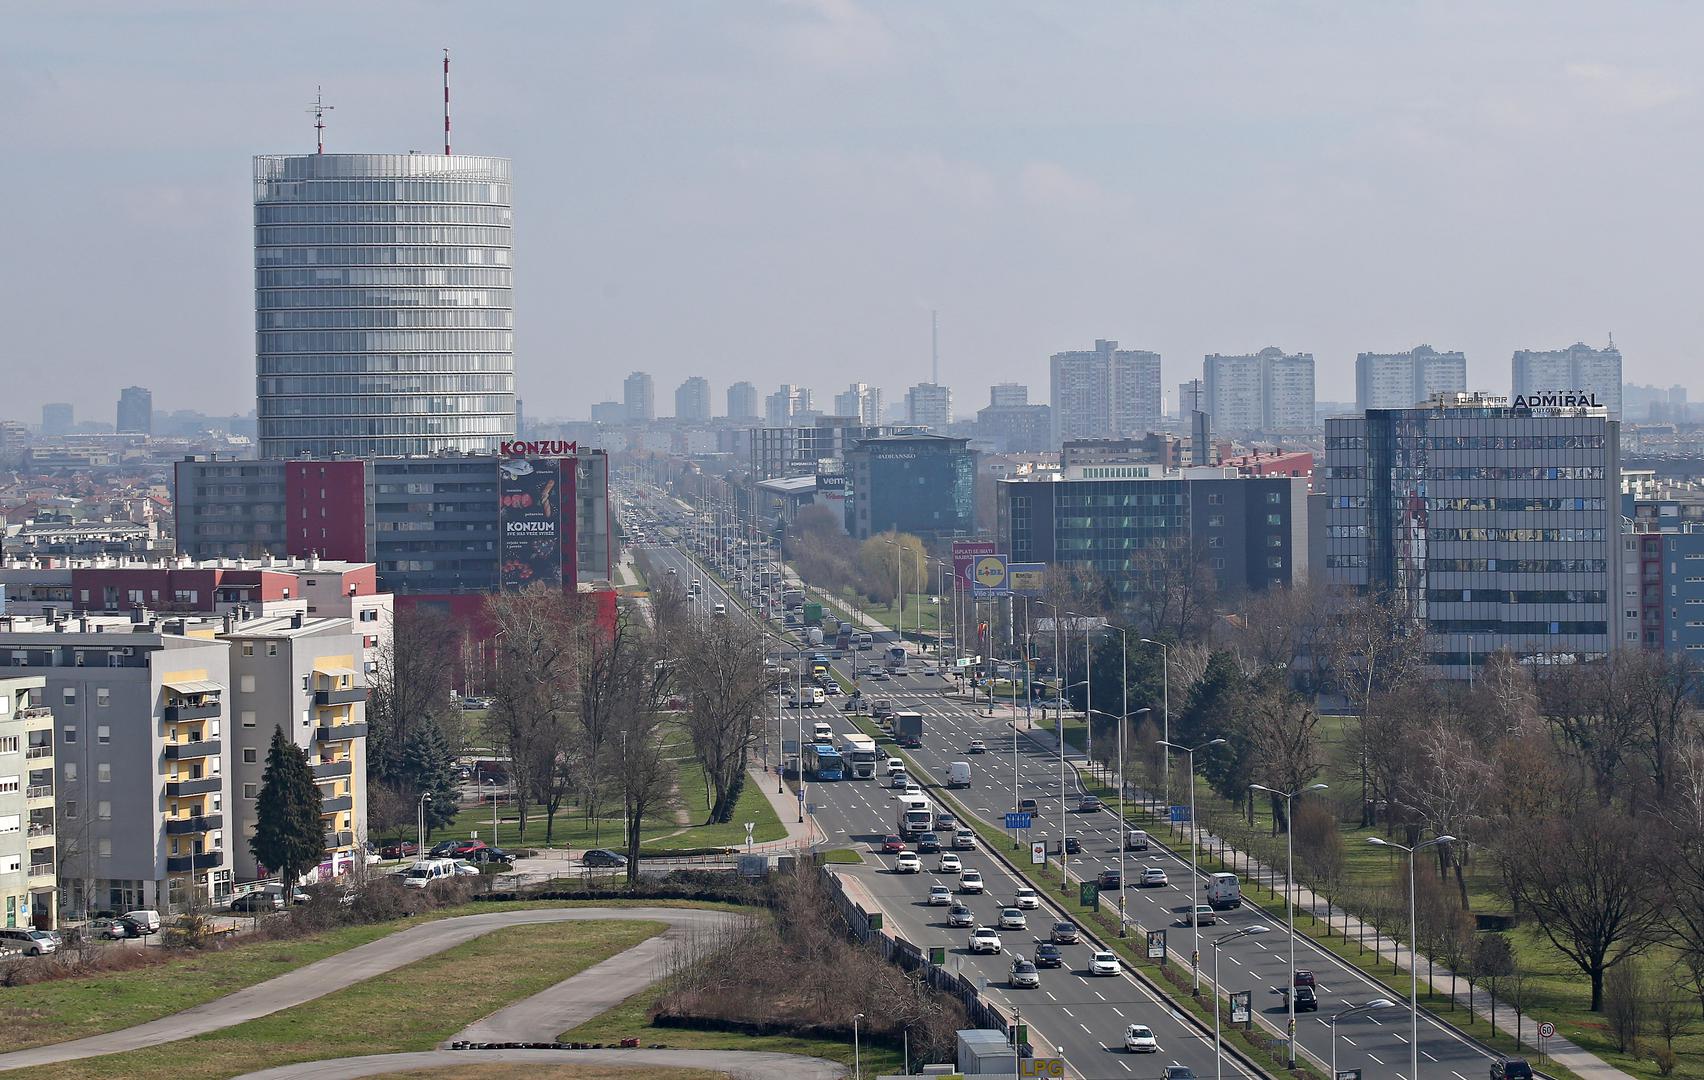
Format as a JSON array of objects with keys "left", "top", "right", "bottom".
[{"left": 1490, "top": 1059, "right": 1534, "bottom": 1080}]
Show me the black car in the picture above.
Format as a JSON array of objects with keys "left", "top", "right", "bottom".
[
  {"left": 1163, "top": 1068, "right": 1197, "bottom": 1080},
  {"left": 1064, "top": 836, "right": 1081, "bottom": 855},
  {"left": 917, "top": 832, "right": 941, "bottom": 854},
  {"left": 1294, "top": 985, "right": 1318, "bottom": 1012},
  {"left": 1032, "top": 942, "right": 1064, "bottom": 968},
  {"left": 582, "top": 848, "right": 629, "bottom": 867},
  {"left": 428, "top": 840, "right": 462, "bottom": 859},
  {"left": 1490, "top": 1059, "right": 1534, "bottom": 1080},
  {"left": 466, "top": 846, "right": 512, "bottom": 864}
]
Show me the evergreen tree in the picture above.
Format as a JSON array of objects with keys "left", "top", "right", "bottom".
[
  {"left": 1177, "top": 651, "right": 1252, "bottom": 802},
  {"left": 250, "top": 727, "right": 326, "bottom": 896},
  {"left": 399, "top": 721, "right": 459, "bottom": 835}
]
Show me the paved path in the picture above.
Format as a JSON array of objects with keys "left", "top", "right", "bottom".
[
  {"left": 0, "top": 906, "right": 736, "bottom": 1074},
  {"left": 230, "top": 1047, "right": 847, "bottom": 1080}
]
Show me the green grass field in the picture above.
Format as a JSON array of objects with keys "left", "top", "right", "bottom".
[{"left": 5, "top": 919, "right": 667, "bottom": 1080}]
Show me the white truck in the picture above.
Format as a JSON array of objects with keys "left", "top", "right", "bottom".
[
  {"left": 1206, "top": 871, "right": 1242, "bottom": 910},
  {"left": 946, "top": 760, "right": 972, "bottom": 788}
]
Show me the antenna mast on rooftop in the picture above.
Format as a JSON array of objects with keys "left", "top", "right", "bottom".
[
  {"left": 931, "top": 309, "right": 939, "bottom": 386},
  {"left": 307, "top": 86, "right": 334, "bottom": 154},
  {"left": 442, "top": 49, "right": 452, "bottom": 154}
]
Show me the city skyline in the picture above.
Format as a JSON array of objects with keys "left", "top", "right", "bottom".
[{"left": 7, "top": 4, "right": 1704, "bottom": 420}]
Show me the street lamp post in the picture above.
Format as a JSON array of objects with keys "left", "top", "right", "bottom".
[
  {"left": 1139, "top": 638, "right": 1170, "bottom": 808},
  {"left": 1159, "top": 736, "right": 1227, "bottom": 993},
  {"left": 1038, "top": 602, "right": 1066, "bottom": 890},
  {"left": 485, "top": 778, "right": 499, "bottom": 842},
  {"left": 1212, "top": 925, "right": 1269, "bottom": 1079},
  {"left": 883, "top": 538, "right": 904, "bottom": 655},
  {"left": 1331, "top": 998, "right": 1399, "bottom": 1079},
  {"left": 1093, "top": 623, "right": 1132, "bottom": 934},
  {"left": 1251, "top": 781, "right": 1329, "bottom": 1067},
  {"left": 1369, "top": 833, "right": 1457, "bottom": 1080},
  {"left": 416, "top": 791, "right": 432, "bottom": 859},
  {"left": 853, "top": 1012, "right": 864, "bottom": 1080}
]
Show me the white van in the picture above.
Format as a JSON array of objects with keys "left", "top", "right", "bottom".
[
  {"left": 120, "top": 909, "right": 161, "bottom": 935},
  {"left": 804, "top": 687, "right": 826, "bottom": 708},
  {"left": 813, "top": 721, "right": 834, "bottom": 742},
  {"left": 1205, "top": 872, "right": 1242, "bottom": 910},
  {"left": 946, "top": 761, "right": 972, "bottom": 788},
  {"left": 712, "top": 602, "right": 727, "bottom": 616},
  {"left": 1125, "top": 829, "right": 1149, "bottom": 851},
  {"left": 402, "top": 859, "right": 459, "bottom": 888}
]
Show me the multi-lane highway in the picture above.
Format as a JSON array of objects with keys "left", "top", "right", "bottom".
[{"left": 624, "top": 497, "right": 1502, "bottom": 1080}]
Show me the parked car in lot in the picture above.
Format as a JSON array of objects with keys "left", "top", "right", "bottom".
[
  {"left": 120, "top": 909, "right": 161, "bottom": 935},
  {"left": 1033, "top": 942, "right": 1064, "bottom": 968},
  {"left": 1089, "top": 950, "right": 1121, "bottom": 976},
  {"left": 230, "top": 890, "right": 285, "bottom": 913},
  {"left": 947, "top": 904, "right": 976, "bottom": 928},
  {"left": 1009, "top": 958, "right": 1040, "bottom": 988},
  {"left": 968, "top": 927, "right": 1003, "bottom": 954},
  {"left": 582, "top": 848, "right": 629, "bottom": 868},
  {"left": 1124, "top": 1024, "right": 1159, "bottom": 1053},
  {"left": 0, "top": 928, "right": 58, "bottom": 956},
  {"left": 380, "top": 840, "right": 420, "bottom": 860},
  {"left": 464, "top": 846, "right": 512, "bottom": 864}
]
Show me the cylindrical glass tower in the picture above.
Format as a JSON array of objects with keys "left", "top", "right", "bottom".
[{"left": 253, "top": 153, "right": 515, "bottom": 458}]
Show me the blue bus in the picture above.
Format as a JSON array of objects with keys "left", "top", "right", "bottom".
[{"left": 805, "top": 743, "right": 845, "bottom": 781}]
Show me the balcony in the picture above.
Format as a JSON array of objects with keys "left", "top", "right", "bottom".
[
  {"left": 19, "top": 707, "right": 54, "bottom": 728},
  {"left": 316, "top": 722, "right": 369, "bottom": 743},
  {"left": 311, "top": 759, "right": 352, "bottom": 780},
  {"left": 25, "top": 784, "right": 53, "bottom": 804},
  {"left": 165, "top": 775, "right": 221, "bottom": 798},
  {"left": 164, "top": 701, "right": 221, "bottom": 722},
  {"left": 27, "top": 862, "right": 54, "bottom": 884},
  {"left": 320, "top": 794, "right": 353, "bottom": 814},
  {"left": 164, "top": 739, "right": 222, "bottom": 762},
  {"left": 323, "top": 829, "right": 354, "bottom": 848},
  {"left": 314, "top": 686, "right": 367, "bottom": 706},
  {"left": 164, "top": 813, "right": 224, "bottom": 835},
  {"left": 165, "top": 852, "right": 223, "bottom": 873},
  {"left": 25, "top": 744, "right": 52, "bottom": 761}
]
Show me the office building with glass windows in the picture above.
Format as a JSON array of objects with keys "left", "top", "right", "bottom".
[
  {"left": 1322, "top": 392, "right": 1623, "bottom": 676},
  {"left": 845, "top": 434, "right": 976, "bottom": 541},
  {"left": 253, "top": 153, "right": 515, "bottom": 459},
  {"left": 997, "top": 466, "right": 1308, "bottom": 599}
]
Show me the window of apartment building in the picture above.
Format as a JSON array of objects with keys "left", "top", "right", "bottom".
[
  {"left": 0, "top": 776, "right": 17, "bottom": 795},
  {"left": 96, "top": 725, "right": 110, "bottom": 744},
  {"left": 63, "top": 801, "right": 75, "bottom": 819},
  {"left": 1267, "top": 491, "right": 1282, "bottom": 503},
  {"left": 301, "top": 710, "right": 311, "bottom": 727},
  {"left": 62, "top": 688, "right": 75, "bottom": 706},
  {"left": 0, "top": 815, "right": 17, "bottom": 834},
  {"left": 1266, "top": 514, "right": 1283, "bottom": 525},
  {"left": 97, "top": 801, "right": 111, "bottom": 820},
  {"left": 2, "top": 856, "right": 18, "bottom": 875},
  {"left": 1207, "top": 493, "right": 1223, "bottom": 505},
  {"left": 0, "top": 737, "right": 16, "bottom": 755},
  {"left": 1212, "top": 558, "right": 1226, "bottom": 570},
  {"left": 240, "top": 675, "right": 256, "bottom": 693},
  {"left": 241, "top": 710, "right": 256, "bottom": 728},
  {"left": 62, "top": 763, "right": 75, "bottom": 782},
  {"left": 96, "top": 763, "right": 111, "bottom": 783},
  {"left": 242, "top": 642, "right": 254, "bottom": 657},
  {"left": 1207, "top": 537, "right": 1224, "bottom": 548},
  {"left": 62, "top": 725, "right": 75, "bottom": 744},
  {"left": 301, "top": 675, "right": 310, "bottom": 691},
  {"left": 243, "top": 783, "right": 257, "bottom": 800},
  {"left": 1268, "top": 556, "right": 1285, "bottom": 569},
  {"left": 1267, "top": 536, "right": 1283, "bottom": 547},
  {"left": 1207, "top": 515, "right": 1224, "bottom": 527},
  {"left": 98, "top": 838, "right": 111, "bottom": 858},
  {"left": 268, "top": 642, "right": 279, "bottom": 656},
  {"left": 211, "top": 793, "right": 221, "bottom": 811},
  {"left": 360, "top": 609, "right": 377, "bottom": 622},
  {"left": 96, "top": 688, "right": 109, "bottom": 707},
  {"left": 242, "top": 748, "right": 257, "bottom": 764}
]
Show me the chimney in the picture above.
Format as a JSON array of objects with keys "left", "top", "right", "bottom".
[
  {"left": 290, "top": 611, "right": 304, "bottom": 629},
  {"left": 221, "top": 612, "right": 236, "bottom": 635}
]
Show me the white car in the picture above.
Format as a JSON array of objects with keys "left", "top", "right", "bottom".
[
  {"left": 895, "top": 852, "right": 922, "bottom": 873},
  {"left": 967, "top": 738, "right": 987, "bottom": 754},
  {"left": 959, "top": 869, "right": 985, "bottom": 893},
  {"left": 903, "top": 782, "right": 922, "bottom": 797},
  {"left": 1124, "top": 1024, "right": 1159, "bottom": 1053},
  {"left": 1014, "top": 887, "right": 1040, "bottom": 910},
  {"left": 928, "top": 885, "right": 952, "bottom": 905},
  {"left": 969, "top": 927, "right": 1003, "bottom": 954},
  {"left": 998, "top": 907, "right": 1027, "bottom": 931},
  {"left": 1140, "top": 866, "right": 1169, "bottom": 888},
  {"left": 1089, "top": 950, "right": 1121, "bottom": 976},
  {"left": 885, "top": 757, "right": 905, "bottom": 774},
  {"left": 937, "top": 852, "right": 962, "bottom": 873}
]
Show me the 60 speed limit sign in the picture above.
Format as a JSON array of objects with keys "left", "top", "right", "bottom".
[{"left": 1539, "top": 1021, "right": 1556, "bottom": 1038}]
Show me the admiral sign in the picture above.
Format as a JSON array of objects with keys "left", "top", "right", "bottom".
[{"left": 1511, "top": 391, "right": 1603, "bottom": 409}]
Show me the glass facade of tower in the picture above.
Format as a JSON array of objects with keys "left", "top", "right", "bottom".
[{"left": 253, "top": 154, "right": 515, "bottom": 458}]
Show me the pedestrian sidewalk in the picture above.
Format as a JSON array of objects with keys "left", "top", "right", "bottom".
[
  {"left": 746, "top": 764, "right": 825, "bottom": 850},
  {"left": 1037, "top": 722, "right": 1631, "bottom": 1080}
]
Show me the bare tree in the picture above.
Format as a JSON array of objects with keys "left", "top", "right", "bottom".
[
  {"left": 1496, "top": 801, "right": 1665, "bottom": 1011},
  {"left": 1603, "top": 959, "right": 1648, "bottom": 1053},
  {"left": 486, "top": 585, "right": 581, "bottom": 843},
  {"left": 368, "top": 605, "right": 462, "bottom": 785},
  {"left": 1405, "top": 718, "right": 1492, "bottom": 909},
  {"left": 607, "top": 704, "right": 675, "bottom": 882},
  {"left": 676, "top": 615, "right": 770, "bottom": 823},
  {"left": 1318, "top": 590, "right": 1428, "bottom": 826},
  {"left": 1242, "top": 673, "right": 1322, "bottom": 831},
  {"left": 1537, "top": 656, "right": 1646, "bottom": 805}
]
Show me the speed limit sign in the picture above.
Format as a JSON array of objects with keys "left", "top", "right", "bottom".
[{"left": 1539, "top": 1021, "right": 1556, "bottom": 1038}]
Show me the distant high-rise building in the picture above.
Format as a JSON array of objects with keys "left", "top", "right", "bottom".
[
  {"left": 726, "top": 381, "right": 759, "bottom": 421},
  {"left": 590, "top": 401, "right": 626, "bottom": 425},
  {"left": 988, "top": 383, "right": 1028, "bottom": 408},
  {"left": 253, "top": 153, "right": 514, "bottom": 458},
  {"left": 116, "top": 386, "right": 152, "bottom": 435},
  {"left": 904, "top": 383, "right": 952, "bottom": 429},
  {"left": 515, "top": 397, "right": 526, "bottom": 438},
  {"left": 40, "top": 404, "right": 72, "bottom": 437},
  {"left": 623, "top": 372, "right": 655, "bottom": 423},
  {"left": 1049, "top": 340, "right": 1162, "bottom": 447},
  {"left": 1512, "top": 341, "right": 1623, "bottom": 419},
  {"left": 1178, "top": 379, "right": 1206, "bottom": 418},
  {"left": 1202, "top": 347, "right": 1315, "bottom": 434},
  {"left": 674, "top": 376, "right": 711, "bottom": 422},
  {"left": 1355, "top": 345, "right": 1467, "bottom": 412},
  {"left": 765, "top": 384, "right": 813, "bottom": 426},
  {"left": 833, "top": 383, "right": 883, "bottom": 426}
]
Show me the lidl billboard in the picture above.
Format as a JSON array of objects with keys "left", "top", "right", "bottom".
[{"left": 972, "top": 554, "right": 1009, "bottom": 598}]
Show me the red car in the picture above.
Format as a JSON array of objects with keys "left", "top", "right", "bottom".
[
  {"left": 379, "top": 840, "right": 420, "bottom": 859},
  {"left": 1294, "top": 969, "right": 1315, "bottom": 988},
  {"left": 451, "top": 840, "right": 488, "bottom": 857},
  {"left": 881, "top": 835, "right": 906, "bottom": 854}
]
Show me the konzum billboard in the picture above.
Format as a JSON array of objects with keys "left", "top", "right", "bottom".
[{"left": 499, "top": 457, "right": 575, "bottom": 589}]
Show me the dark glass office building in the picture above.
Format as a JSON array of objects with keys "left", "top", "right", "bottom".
[
  {"left": 1323, "top": 393, "right": 1623, "bottom": 675},
  {"left": 845, "top": 434, "right": 976, "bottom": 540}
]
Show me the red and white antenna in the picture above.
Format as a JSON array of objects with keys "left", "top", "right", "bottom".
[
  {"left": 442, "top": 49, "right": 452, "bottom": 154},
  {"left": 307, "top": 86, "right": 334, "bottom": 154}
]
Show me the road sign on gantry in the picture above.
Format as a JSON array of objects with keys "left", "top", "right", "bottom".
[{"left": 972, "top": 554, "right": 1009, "bottom": 598}]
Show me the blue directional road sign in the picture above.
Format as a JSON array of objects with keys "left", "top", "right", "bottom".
[
  {"left": 1169, "top": 804, "right": 1192, "bottom": 823},
  {"left": 1004, "top": 812, "right": 1033, "bottom": 830}
]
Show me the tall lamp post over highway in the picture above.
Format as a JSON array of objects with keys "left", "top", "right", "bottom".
[
  {"left": 1138, "top": 638, "right": 1169, "bottom": 805},
  {"left": 1369, "top": 832, "right": 1457, "bottom": 1080},
  {"left": 1158, "top": 736, "right": 1226, "bottom": 992},
  {"left": 1331, "top": 998, "right": 1399, "bottom": 1079},
  {"left": 1037, "top": 601, "right": 1067, "bottom": 890},
  {"left": 1212, "top": 924, "right": 1268, "bottom": 1078},
  {"left": 1250, "top": 781, "right": 1328, "bottom": 1067}
]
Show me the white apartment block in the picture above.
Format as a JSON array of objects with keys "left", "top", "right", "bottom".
[
  {"left": 904, "top": 383, "right": 953, "bottom": 429},
  {"left": 1049, "top": 340, "right": 1163, "bottom": 446},
  {"left": 1512, "top": 342, "right": 1623, "bottom": 420},
  {"left": 674, "top": 376, "right": 712, "bottom": 422},
  {"left": 1356, "top": 345, "right": 1468, "bottom": 412},
  {"left": 0, "top": 676, "right": 54, "bottom": 930},
  {"left": 1203, "top": 347, "right": 1316, "bottom": 434},
  {"left": 833, "top": 383, "right": 883, "bottom": 426}
]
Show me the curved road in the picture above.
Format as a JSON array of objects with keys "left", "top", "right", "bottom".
[
  {"left": 231, "top": 1047, "right": 846, "bottom": 1080},
  {"left": 0, "top": 906, "right": 742, "bottom": 1074}
]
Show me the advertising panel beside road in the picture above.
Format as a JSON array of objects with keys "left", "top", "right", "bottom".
[
  {"left": 499, "top": 456, "right": 567, "bottom": 589},
  {"left": 951, "top": 539, "right": 996, "bottom": 591}
]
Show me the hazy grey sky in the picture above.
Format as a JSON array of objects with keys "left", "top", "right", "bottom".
[{"left": 4, "top": 1, "right": 1700, "bottom": 422}]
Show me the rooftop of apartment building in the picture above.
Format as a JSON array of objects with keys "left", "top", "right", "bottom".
[{"left": 0, "top": 552, "right": 373, "bottom": 574}]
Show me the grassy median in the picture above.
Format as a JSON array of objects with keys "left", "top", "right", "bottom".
[
  {"left": 4, "top": 919, "right": 667, "bottom": 1080},
  {"left": 371, "top": 1068, "right": 726, "bottom": 1080}
]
